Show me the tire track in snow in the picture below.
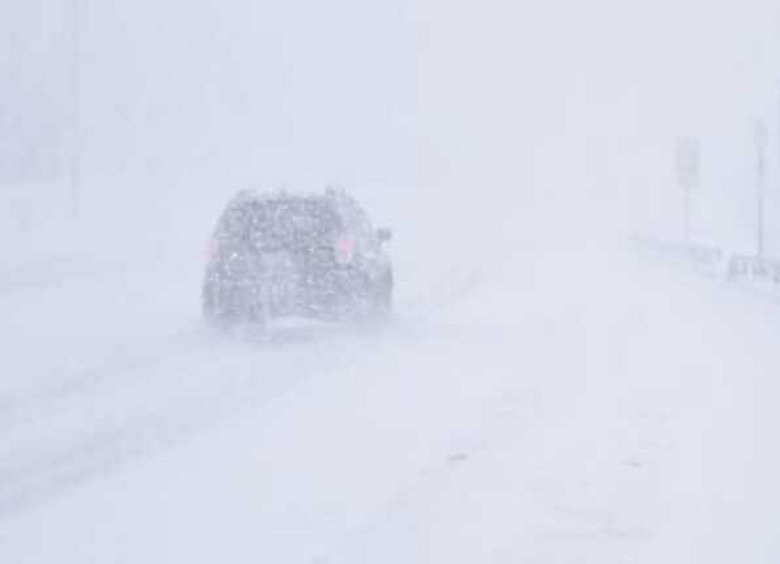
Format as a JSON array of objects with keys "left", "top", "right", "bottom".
[
  {"left": 0, "top": 322, "right": 372, "bottom": 519},
  {"left": 0, "top": 250, "right": 480, "bottom": 521}
]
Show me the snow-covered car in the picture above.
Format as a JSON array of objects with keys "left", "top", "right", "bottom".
[{"left": 202, "top": 188, "right": 393, "bottom": 327}]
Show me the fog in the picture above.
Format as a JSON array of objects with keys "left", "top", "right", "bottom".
[{"left": 3, "top": 0, "right": 780, "bottom": 561}]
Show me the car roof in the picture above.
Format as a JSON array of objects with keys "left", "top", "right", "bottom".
[
  {"left": 228, "top": 189, "right": 367, "bottom": 216},
  {"left": 230, "top": 188, "right": 335, "bottom": 204}
]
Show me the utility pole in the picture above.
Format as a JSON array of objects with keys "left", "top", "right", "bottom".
[
  {"left": 674, "top": 136, "right": 699, "bottom": 244},
  {"left": 754, "top": 118, "right": 767, "bottom": 257},
  {"left": 69, "top": 0, "right": 81, "bottom": 218}
]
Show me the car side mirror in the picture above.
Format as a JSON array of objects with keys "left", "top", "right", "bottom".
[{"left": 377, "top": 228, "right": 392, "bottom": 243}]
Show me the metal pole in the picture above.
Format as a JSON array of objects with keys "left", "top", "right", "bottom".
[
  {"left": 675, "top": 136, "right": 699, "bottom": 244},
  {"left": 755, "top": 118, "right": 767, "bottom": 257},
  {"left": 683, "top": 184, "right": 691, "bottom": 243},
  {"left": 69, "top": 0, "right": 81, "bottom": 218}
]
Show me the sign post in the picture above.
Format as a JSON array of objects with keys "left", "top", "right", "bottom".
[
  {"left": 69, "top": 0, "right": 81, "bottom": 219},
  {"left": 754, "top": 118, "right": 767, "bottom": 257},
  {"left": 674, "top": 136, "right": 700, "bottom": 244}
]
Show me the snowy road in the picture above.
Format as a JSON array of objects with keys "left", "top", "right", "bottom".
[
  {"left": 2, "top": 237, "right": 780, "bottom": 563},
  {"left": 4, "top": 0, "right": 780, "bottom": 558},
  {"left": 0, "top": 256, "right": 389, "bottom": 517}
]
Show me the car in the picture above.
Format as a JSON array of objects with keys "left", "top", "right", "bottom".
[{"left": 202, "top": 188, "right": 393, "bottom": 328}]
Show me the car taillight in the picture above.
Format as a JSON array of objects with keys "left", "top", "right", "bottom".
[
  {"left": 334, "top": 235, "right": 355, "bottom": 264},
  {"left": 205, "top": 239, "right": 219, "bottom": 261}
]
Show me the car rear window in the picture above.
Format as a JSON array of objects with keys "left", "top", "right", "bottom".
[{"left": 249, "top": 197, "right": 342, "bottom": 250}]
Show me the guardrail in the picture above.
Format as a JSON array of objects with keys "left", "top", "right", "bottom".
[{"left": 633, "top": 235, "right": 780, "bottom": 287}]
